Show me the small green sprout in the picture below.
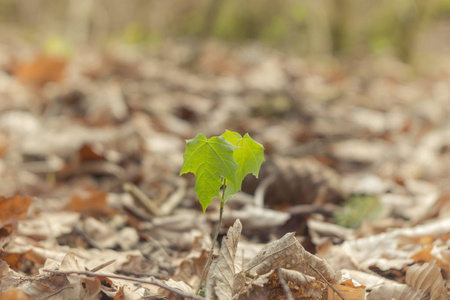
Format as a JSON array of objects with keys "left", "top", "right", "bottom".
[{"left": 180, "top": 130, "right": 264, "bottom": 294}]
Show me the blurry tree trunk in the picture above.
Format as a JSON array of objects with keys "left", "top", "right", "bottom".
[
  {"left": 199, "top": 0, "right": 225, "bottom": 38},
  {"left": 66, "top": 0, "right": 94, "bottom": 45},
  {"left": 183, "top": 0, "right": 225, "bottom": 69},
  {"left": 394, "top": 0, "right": 434, "bottom": 64},
  {"left": 305, "top": 0, "right": 332, "bottom": 56},
  {"left": 330, "top": 0, "right": 351, "bottom": 56}
]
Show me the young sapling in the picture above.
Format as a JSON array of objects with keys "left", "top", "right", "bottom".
[{"left": 179, "top": 130, "right": 264, "bottom": 294}]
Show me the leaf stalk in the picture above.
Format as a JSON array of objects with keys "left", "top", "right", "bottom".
[{"left": 196, "top": 179, "right": 227, "bottom": 295}]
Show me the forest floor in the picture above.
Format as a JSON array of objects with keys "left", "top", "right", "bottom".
[{"left": 0, "top": 40, "right": 449, "bottom": 299}]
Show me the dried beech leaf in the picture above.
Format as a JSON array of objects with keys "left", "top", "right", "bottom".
[
  {"left": 224, "top": 205, "right": 289, "bottom": 234},
  {"left": 206, "top": 219, "right": 242, "bottom": 300},
  {"left": 0, "top": 288, "right": 32, "bottom": 300},
  {"left": 243, "top": 157, "right": 344, "bottom": 208},
  {"left": 278, "top": 268, "right": 316, "bottom": 285},
  {"left": 368, "top": 284, "right": 428, "bottom": 300},
  {"left": 406, "top": 260, "right": 445, "bottom": 300},
  {"left": 0, "top": 196, "right": 34, "bottom": 223},
  {"left": 60, "top": 253, "right": 101, "bottom": 299},
  {"left": 160, "top": 279, "right": 195, "bottom": 299},
  {"left": 329, "top": 281, "right": 366, "bottom": 300},
  {"left": 246, "top": 232, "right": 341, "bottom": 283}
]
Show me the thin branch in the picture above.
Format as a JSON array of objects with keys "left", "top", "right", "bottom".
[
  {"left": 42, "top": 269, "right": 205, "bottom": 300},
  {"left": 276, "top": 265, "right": 294, "bottom": 300},
  {"left": 309, "top": 265, "right": 347, "bottom": 300}
]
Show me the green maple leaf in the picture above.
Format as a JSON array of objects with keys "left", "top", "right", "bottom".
[
  {"left": 180, "top": 134, "right": 239, "bottom": 212},
  {"left": 221, "top": 130, "right": 265, "bottom": 200}
]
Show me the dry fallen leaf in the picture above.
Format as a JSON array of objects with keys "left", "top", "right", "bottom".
[
  {"left": 328, "top": 279, "right": 366, "bottom": 300},
  {"left": 406, "top": 260, "right": 446, "bottom": 300},
  {"left": 0, "top": 288, "right": 32, "bottom": 300},
  {"left": 367, "top": 284, "right": 428, "bottom": 300},
  {"left": 13, "top": 53, "right": 66, "bottom": 86},
  {"left": 0, "top": 196, "right": 34, "bottom": 223},
  {"left": 206, "top": 219, "right": 242, "bottom": 300},
  {"left": 59, "top": 253, "right": 101, "bottom": 299},
  {"left": 246, "top": 232, "right": 341, "bottom": 284}
]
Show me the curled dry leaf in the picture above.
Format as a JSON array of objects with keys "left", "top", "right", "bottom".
[
  {"left": 367, "top": 284, "right": 428, "bottom": 300},
  {"left": 406, "top": 260, "right": 446, "bottom": 300},
  {"left": 206, "top": 219, "right": 242, "bottom": 300},
  {"left": 246, "top": 232, "right": 341, "bottom": 284},
  {"left": 160, "top": 278, "right": 195, "bottom": 300},
  {"left": 243, "top": 157, "right": 345, "bottom": 208},
  {"left": 278, "top": 268, "right": 316, "bottom": 286},
  {"left": 224, "top": 205, "right": 289, "bottom": 234}
]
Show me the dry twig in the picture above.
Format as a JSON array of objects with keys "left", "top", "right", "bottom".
[{"left": 310, "top": 265, "right": 347, "bottom": 300}]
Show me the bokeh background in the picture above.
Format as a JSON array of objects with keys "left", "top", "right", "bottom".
[{"left": 1, "top": 0, "right": 450, "bottom": 67}]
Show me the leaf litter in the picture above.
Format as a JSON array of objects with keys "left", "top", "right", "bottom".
[{"left": 0, "top": 39, "right": 449, "bottom": 299}]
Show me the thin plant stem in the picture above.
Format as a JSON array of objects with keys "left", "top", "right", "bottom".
[{"left": 196, "top": 179, "right": 227, "bottom": 295}]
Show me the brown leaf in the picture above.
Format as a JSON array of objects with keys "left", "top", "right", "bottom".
[
  {"left": 0, "top": 288, "right": 32, "bottom": 300},
  {"left": 0, "top": 223, "right": 14, "bottom": 249},
  {"left": 246, "top": 232, "right": 341, "bottom": 284},
  {"left": 13, "top": 54, "right": 66, "bottom": 86},
  {"left": 329, "top": 281, "right": 366, "bottom": 300},
  {"left": 69, "top": 189, "right": 108, "bottom": 215},
  {"left": 411, "top": 245, "right": 439, "bottom": 263},
  {"left": 206, "top": 219, "right": 242, "bottom": 300},
  {"left": 0, "top": 196, "right": 34, "bottom": 223}
]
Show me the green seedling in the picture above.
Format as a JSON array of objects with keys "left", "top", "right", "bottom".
[{"left": 180, "top": 130, "right": 264, "bottom": 294}]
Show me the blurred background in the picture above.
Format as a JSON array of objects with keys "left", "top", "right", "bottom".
[
  {"left": 1, "top": 0, "right": 450, "bottom": 67},
  {"left": 1, "top": 0, "right": 450, "bottom": 215}
]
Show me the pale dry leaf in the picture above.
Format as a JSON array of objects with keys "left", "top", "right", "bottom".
[
  {"left": 77, "top": 217, "right": 118, "bottom": 249},
  {"left": 206, "top": 219, "right": 242, "bottom": 300},
  {"left": 246, "top": 232, "right": 341, "bottom": 283},
  {"left": 367, "top": 284, "right": 428, "bottom": 300},
  {"left": 0, "top": 268, "right": 23, "bottom": 294},
  {"left": 278, "top": 268, "right": 316, "bottom": 286},
  {"left": 340, "top": 218, "right": 450, "bottom": 270},
  {"left": 60, "top": 253, "right": 101, "bottom": 300},
  {"left": 406, "top": 260, "right": 445, "bottom": 300},
  {"left": 224, "top": 205, "right": 289, "bottom": 234},
  {"left": 164, "top": 278, "right": 195, "bottom": 295}
]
